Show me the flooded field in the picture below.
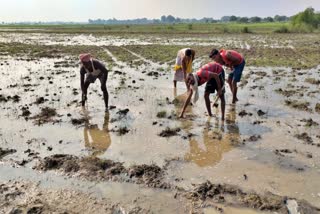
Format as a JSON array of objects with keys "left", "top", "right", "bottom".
[{"left": 0, "top": 31, "right": 320, "bottom": 213}]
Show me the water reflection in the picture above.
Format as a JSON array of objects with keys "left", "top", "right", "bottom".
[
  {"left": 83, "top": 112, "right": 111, "bottom": 156},
  {"left": 224, "top": 105, "right": 241, "bottom": 144},
  {"left": 185, "top": 106, "right": 240, "bottom": 167}
]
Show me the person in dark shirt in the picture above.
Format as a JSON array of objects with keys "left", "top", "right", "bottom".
[{"left": 79, "top": 53, "right": 109, "bottom": 111}]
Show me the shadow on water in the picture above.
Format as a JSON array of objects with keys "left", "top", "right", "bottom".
[
  {"left": 82, "top": 111, "right": 112, "bottom": 156},
  {"left": 184, "top": 106, "right": 240, "bottom": 167}
]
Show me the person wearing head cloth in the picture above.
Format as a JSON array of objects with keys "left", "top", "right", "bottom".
[
  {"left": 173, "top": 48, "right": 195, "bottom": 90},
  {"left": 209, "top": 48, "right": 245, "bottom": 104},
  {"left": 79, "top": 53, "right": 109, "bottom": 111},
  {"left": 179, "top": 61, "right": 225, "bottom": 120}
]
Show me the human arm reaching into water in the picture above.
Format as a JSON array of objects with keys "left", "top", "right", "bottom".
[{"left": 179, "top": 89, "right": 193, "bottom": 118}]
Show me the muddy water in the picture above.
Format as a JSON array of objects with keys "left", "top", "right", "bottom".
[{"left": 0, "top": 40, "right": 320, "bottom": 212}]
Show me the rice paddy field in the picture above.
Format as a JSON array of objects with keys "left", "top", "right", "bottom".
[{"left": 0, "top": 24, "right": 320, "bottom": 213}]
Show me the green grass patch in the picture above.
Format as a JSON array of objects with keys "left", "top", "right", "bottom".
[
  {"left": 0, "top": 42, "right": 114, "bottom": 64},
  {"left": 1, "top": 22, "right": 316, "bottom": 34}
]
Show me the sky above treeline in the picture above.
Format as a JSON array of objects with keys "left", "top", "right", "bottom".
[{"left": 1, "top": 0, "right": 320, "bottom": 22}]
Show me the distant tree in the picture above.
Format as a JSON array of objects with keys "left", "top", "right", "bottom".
[
  {"left": 250, "top": 16, "right": 262, "bottom": 23},
  {"left": 274, "top": 15, "right": 288, "bottom": 22},
  {"left": 291, "top": 7, "right": 320, "bottom": 28},
  {"left": 161, "top": 15, "right": 166, "bottom": 23},
  {"left": 230, "top": 16, "right": 238, "bottom": 22},
  {"left": 238, "top": 17, "right": 249, "bottom": 23},
  {"left": 221, "top": 16, "right": 231, "bottom": 22},
  {"left": 264, "top": 17, "right": 274, "bottom": 22},
  {"left": 166, "top": 15, "right": 176, "bottom": 23}
]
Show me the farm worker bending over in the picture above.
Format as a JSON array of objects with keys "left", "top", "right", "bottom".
[
  {"left": 179, "top": 62, "right": 226, "bottom": 120},
  {"left": 79, "top": 53, "right": 109, "bottom": 111},
  {"left": 173, "top": 48, "right": 195, "bottom": 90},
  {"left": 209, "top": 49, "right": 245, "bottom": 104}
]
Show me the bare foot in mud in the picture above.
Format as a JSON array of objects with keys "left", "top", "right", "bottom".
[{"left": 232, "top": 97, "right": 239, "bottom": 104}]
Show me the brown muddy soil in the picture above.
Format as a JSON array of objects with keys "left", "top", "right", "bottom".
[
  {"left": 285, "top": 100, "right": 312, "bottom": 112},
  {"left": 30, "top": 107, "right": 60, "bottom": 125},
  {"left": 0, "top": 147, "right": 16, "bottom": 159},
  {"left": 35, "top": 154, "right": 170, "bottom": 189},
  {"left": 158, "top": 127, "right": 181, "bottom": 137},
  {"left": 186, "top": 181, "right": 320, "bottom": 214}
]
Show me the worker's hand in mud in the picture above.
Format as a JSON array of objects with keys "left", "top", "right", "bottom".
[{"left": 179, "top": 113, "right": 184, "bottom": 118}]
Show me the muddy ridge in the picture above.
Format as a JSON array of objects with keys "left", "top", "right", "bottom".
[
  {"left": 35, "top": 154, "right": 170, "bottom": 189},
  {"left": 185, "top": 181, "right": 320, "bottom": 214},
  {"left": 31, "top": 107, "right": 60, "bottom": 125},
  {"left": 0, "top": 147, "right": 16, "bottom": 159},
  {"left": 34, "top": 155, "right": 320, "bottom": 213}
]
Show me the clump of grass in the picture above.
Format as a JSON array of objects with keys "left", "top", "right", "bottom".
[
  {"left": 275, "top": 88, "right": 296, "bottom": 97},
  {"left": 222, "top": 26, "right": 229, "bottom": 33},
  {"left": 305, "top": 78, "right": 320, "bottom": 85},
  {"left": 285, "top": 100, "right": 311, "bottom": 112},
  {"left": 315, "top": 103, "right": 320, "bottom": 113},
  {"left": 111, "top": 126, "right": 130, "bottom": 136},
  {"left": 159, "top": 127, "right": 181, "bottom": 137},
  {"left": 274, "top": 26, "right": 290, "bottom": 33},
  {"left": 156, "top": 111, "right": 167, "bottom": 118},
  {"left": 39, "top": 107, "right": 57, "bottom": 118},
  {"left": 168, "top": 25, "right": 174, "bottom": 30},
  {"left": 241, "top": 26, "right": 251, "bottom": 33}
]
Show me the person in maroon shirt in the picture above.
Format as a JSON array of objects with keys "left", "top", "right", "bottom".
[{"left": 179, "top": 62, "right": 225, "bottom": 120}]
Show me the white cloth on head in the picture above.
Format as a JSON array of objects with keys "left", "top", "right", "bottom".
[{"left": 191, "top": 73, "right": 199, "bottom": 104}]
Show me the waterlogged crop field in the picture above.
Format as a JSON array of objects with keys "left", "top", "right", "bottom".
[{"left": 0, "top": 27, "right": 320, "bottom": 213}]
